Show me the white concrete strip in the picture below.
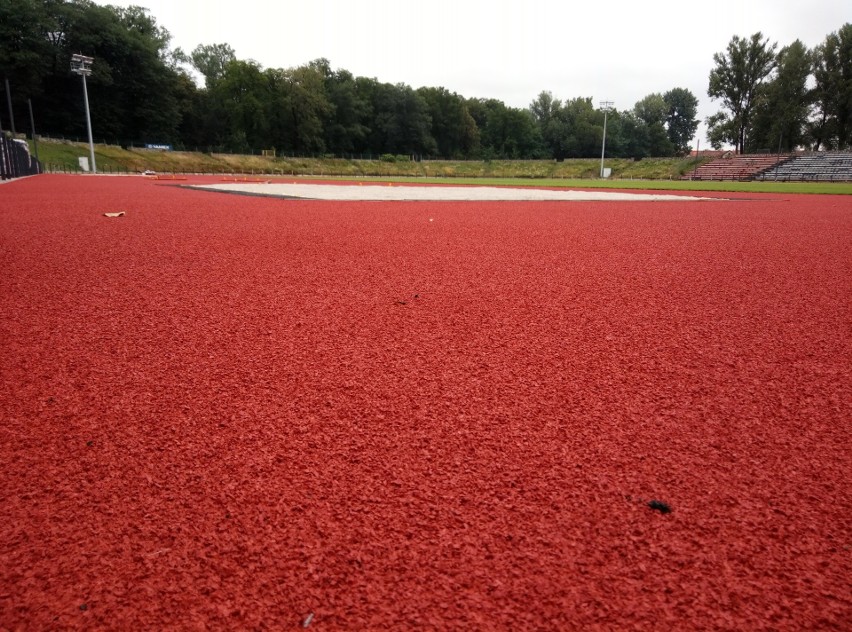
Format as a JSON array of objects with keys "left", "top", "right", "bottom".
[{"left": 194, "top": 182, "right": 716, "bottom": 202}]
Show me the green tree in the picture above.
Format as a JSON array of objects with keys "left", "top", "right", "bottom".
[
  {"left": 614, "top": 112, "right": 651, "bottom": 158},
  {"left": 322, "top": 67, "right": 371, "bottom": 155},
  {"left": 28, "top": 1, "right": 189, "bottom": 144},
  {"left": 261, "top": 60, "right": 332, "bottom": 155},
  {"left": 417, "top": 87, "right": 479, "bottom": 158},
  {"left": 467, "top": 98, "right": 542, "bottom": 158},
  {"left": 190, "top": 42, "right": 236, "bottom": 87},
  {"left": 212, "top": 59, "right": 269, "bottom": 152},
  {"left": 707, "top": 32, "right": 777, "bottom": 152},
  {"left": 810, "top": 24, "right": 852, "bottom": 149},
  {"left": 173, "top": 70, "right": 207, "bottom": 150},
  {"left": 286, "top": 60, "right": 333, "bottom": 154},
  {"left": 531, "top": 94, "right": 622, "bottom": 160},
  {"left": 529, "top": 90, "right": 559, "bottom": 132},
  {"left": 530, "top": 94, "right": 606, "bottom": 160},
  {"left": 633, "top": 93, "right": 667, "bottom": 127},
  {"left": 109, "top": 5, "right": 187, "bottom": 143},
  {"left": 749, "top": 40, "right": 812, "bottom": 152},
  {"left": 367, "top": 82, "right": 435, "bottom": 156},
  {"left": 633, "top": 93, "right": 674, "bottom": 156},
  {"left": 663, "top": 88, "right": 699, "bottom": 154},
  {"left": 529, "top": 91, "right": 562, "bottom": 158},
  {"left": 0, "top": 0, "right": 53, "bottom": 102},
  {"left": 0, "top": 0, "right": 194, "bottom": 145},
  {"left": 559, "top": 98, "right": 602, "bottom": 159},
  {"left": 113, "top": 5, "right": 172, "bottom": 56},
  {"left": 705, "top": 112, "right": 738, "bottom": 150}
]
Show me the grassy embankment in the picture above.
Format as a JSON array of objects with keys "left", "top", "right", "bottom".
[
  {"left": 29, "top": 138, "right": 852, "bottom": 194},
  {"left": 31, "top": 138, "right": 703, "bottom": 179}
]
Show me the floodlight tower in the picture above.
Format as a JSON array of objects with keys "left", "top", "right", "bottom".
[
  {"left": 71, "top": 53, "right": 96, "bottom": 173},
  {"left": 599, "top": 101, "right": 614, "bottom": 178}
]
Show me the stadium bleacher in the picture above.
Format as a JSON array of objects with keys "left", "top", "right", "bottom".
[
  {"left": 755, "top": 152, "right": 852, "bottom": 182},
  {"left": 684, "top": 153, "right": 793, "bottom": 181}
]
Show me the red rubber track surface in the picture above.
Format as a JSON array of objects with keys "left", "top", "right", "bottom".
[{"left": 1, "top": 176, "right": 850, "bottom": 629}]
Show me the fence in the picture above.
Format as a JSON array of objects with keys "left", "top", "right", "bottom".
[{"left": 0, "top": 136, "right": 42, "bottom": 180}]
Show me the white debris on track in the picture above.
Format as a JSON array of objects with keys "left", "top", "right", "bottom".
[
  {"left": 103, "top": 212, "right": 126, "bottom": 217},
  {"left": 192, "top": 182, "right": 717, "bottom": 202}
]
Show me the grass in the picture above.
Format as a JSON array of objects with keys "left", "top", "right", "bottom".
[
  {"left": 365, "top": 176, "right": 852, "bottom": 195},
  {"left": 29, "top": 138, "right": 705, "bottom": 180},
  {"left": 28, "top": 138, "right": 852, "bottom": 195}
]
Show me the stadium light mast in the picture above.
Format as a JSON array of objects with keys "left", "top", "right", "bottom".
[
  {"left": 599, "top": 101, "right": 613, "bottom": 178},
  {"left": 71, "top": 53, "right": 96, "bottom": 174}
]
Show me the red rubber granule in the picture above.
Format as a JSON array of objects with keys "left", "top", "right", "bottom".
[{"left": 0, "top": 176, "right": 849, "bottom": 629}]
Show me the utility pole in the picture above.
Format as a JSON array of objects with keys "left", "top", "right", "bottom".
[
  {"left": 692, "top": 139, "right": 700, "bottom": 179},
  {"left": 774, "top": 133, "right": 783, "bottom": 181},
  {"left": 4, "top": 78, "right": 16, "bottom": 136},
  {"left": 28, "top": 99, "right": 40, "bottom": 165},
  {"left": 599, "top": 101, "right": 613, "bottom": 178}
]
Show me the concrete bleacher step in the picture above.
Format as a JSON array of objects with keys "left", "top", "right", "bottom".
[{"left": 685, "top": 153, "right": 798, "bottom": 181}]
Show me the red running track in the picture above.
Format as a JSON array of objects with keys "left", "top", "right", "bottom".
[{"left": 1, "top": 175, "right": 850, "bottom": 629}]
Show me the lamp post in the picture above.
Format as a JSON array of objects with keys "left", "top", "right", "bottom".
[
  {"left": 599, "top": 101, "right": 613, "bottom": 178},
  {"left": 71, "top": 54, "right": 96, "bottom": 174}
]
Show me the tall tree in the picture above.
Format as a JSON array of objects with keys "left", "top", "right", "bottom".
[
  {"left": 614, "top": 112, "right": 651, "bottom": 158},
  {"left": 109, "top": 5, "right": 186, "bottom": 143},
  {"left": 467, "top": 98, "right": 543, "bottom": 159},
  {"left": 633, "top": 93, "right": 674, "bottom": 156},
  {"left": 322, "top": 67, "right": 371, "bottom": 155},
  {"left": 705, "top": 112, "right": 737, "bottom": 150},
  {"left": 0, "top": 0, "right": 53, "bottom": 101},
  {"left": 633, "top": 93, "right": 667, "bottom": 127},
  {"left": 529, "top": 90, "right": 559, "bottom": 131},
  {"left": 531, "top": 94, "right": 612, "bottom": 160},
  {"left": 266, "top": 60, "right": 333, "bottom": 155},
  {"left": 749, "top": 40, "right": 812, "bottom": 152},
  {"left": 810, "top": 24, "right": 852, "bottom": 150},
  {"left": 707, "top": 32, "right": 777, "bottom": 153},
  {"left": 558, "top": 98, "right": 602, "bottom": 159},
  {"left": 211, "top": 59, "right": 269, "bottom": 152},
  {"left": 190, "top": 43, "right": 236, "bottom": 87},
  {"left": 663, "top": 88, "right": 699, "bottom": 154},
  {"left": 30, "top": 1, "right": 189, "bottom": 144},
  {"left": 530, "top": 91, "right": 567, "bottom": 159},
  {"left": 417, "top": 87, "right": 479, "bottom": 158},
  {"left": 367, "top": 82, "right": 435, "bottom": 156}
]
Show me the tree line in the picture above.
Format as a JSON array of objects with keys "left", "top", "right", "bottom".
[
  {"left": 707, "top": 27, "right": 852, "bottom": 153},
  {"left": 1, "top": 1, "right": 850, "bottom": 157}
]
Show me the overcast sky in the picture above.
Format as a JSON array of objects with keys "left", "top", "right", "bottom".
[{"left": 98, "top": 0, "right": 848, "bottom": 146}]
